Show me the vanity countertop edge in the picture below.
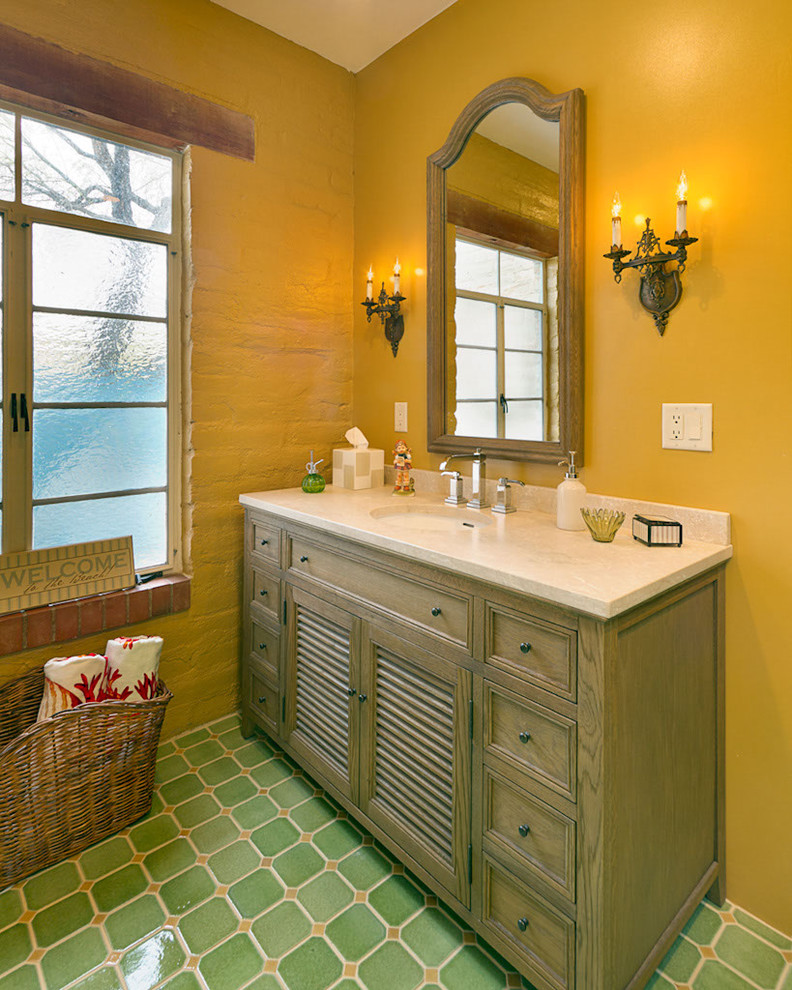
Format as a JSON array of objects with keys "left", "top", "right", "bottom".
[{"left": 239, "top": 486, "right": 732, "bottom": 620}]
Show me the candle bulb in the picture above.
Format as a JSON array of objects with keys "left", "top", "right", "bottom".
[
  {"left": 366, "top": 267, "right": 374, "bottom": 301},
  {"left": 611, "top": 192, "right": 622, "bottom": 248},
  {"left": 676, "top": 170, "right": 688, "bottom": 235},
  {"left": 393, "top": 258, "right": 401, "bottom": 297}
]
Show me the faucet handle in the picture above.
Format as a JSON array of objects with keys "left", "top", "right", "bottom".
[
  {"left": 492, "top": 478, "right": 525, "bottom": 514},
  {"left": 442, "top": 470, "right": 462, "bottom": 479}
]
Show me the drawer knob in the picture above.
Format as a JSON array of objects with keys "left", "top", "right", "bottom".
[
  {"left": 359, "top": 693, "right": 368, "bottom": 703},
  {"left": 348, "top": 687, "right": 357, "bottom": 697},
  {"left": 258, "top": 642, "right": 267, "bottom": 651},
  {"left": 300, "top": 555, "right": 309, "bottom": 563},
  {"left": 259, "top": 588, "right": 268, "bottom": 596},
  {"left": 517, "top": 917, "right": 529, "bottom": 933},
  {"left": 258, "top": 695, "right": 266, "bottom": 705},
  {"left": 520, "top": 642, "right": 532, "bottom": 654},
  {"left": 518, "top": 824, "right": 531, "bottom": 838},
  {"left": 519, "top": 731, "right": 531, "bottom": 744},
  {"left": 260, "top": 539, "right": 269, "bottom": 546},
  {"left": 431, "top": 606, "right": 442, "bottom": 617}
]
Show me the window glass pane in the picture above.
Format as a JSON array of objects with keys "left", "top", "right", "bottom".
[
  {"left": 455, "top": 240, "right": 499, "bottom": 294},
  {"left": 454, "top": 296, "right": 496, "bottom": 347},
  {"left": 456, "top": 346, "right": 496, "bottom": 400},
  {"left": 504, "top": 305, "right": 543, "bottom": 351},
  {"left": 0, "top": 110, "right": 14, "bottom": 202},
  {"left": 504, "top": 400, "right": 543, "bottom": 441},
  {"left": 22, "top": 117, "right": 172, "bottom": 233},
  {"left": 33, "top": 493, "right": 167, "bottom": 570},
  {"left": 454, "top": 402, "right": 497, "bottom": 438},
  {"left": 500, "top": 253, "right": 544, "bottom": 304},
  {"left": 32, "top": 224, "right": 167, "bottom": 318},
  {"left": 34, "top": 314, "right": 167, "bottom": 402},
  {"left": 505, "top": 351, "right": 543, "bottom": 398},
  {"left": 33, "top": 408, "right": 166, "bottom": 499}
]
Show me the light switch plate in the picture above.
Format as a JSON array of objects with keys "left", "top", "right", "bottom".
[
  {"left": 662, "top": 403, "right": 713, "bottom": 451},
  {"left": 394, "top": 401, "right": 408, "bottom": 433}
]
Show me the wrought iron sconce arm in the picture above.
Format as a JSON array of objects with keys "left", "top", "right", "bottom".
[
  {"left": 362, "top": 282, "right": 406, "bottom": 356},
  {"left": 604, "top": 218, "right": 698, "bottom": 335}
]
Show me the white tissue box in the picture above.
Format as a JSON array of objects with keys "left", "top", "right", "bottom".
[{"left": 332, "top": 447, "right": 385, "bottom": 490}]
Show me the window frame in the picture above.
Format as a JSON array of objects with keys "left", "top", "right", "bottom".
[
  {"left": 0, "top": 98, "right": 183, "bottom": 575},
  {"left": 453, "top": 232, "right": 549, "bottom": 441}
]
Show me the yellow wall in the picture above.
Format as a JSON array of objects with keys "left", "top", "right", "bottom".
[
  {"left": 449, "top": 133, "right": 559, "bottom": 229},
  {"left": 353, "top": 0, "right": 792, "bottom": 932},
  {"left": 1, "top": 0, "right": 354, "bottom": 733}
]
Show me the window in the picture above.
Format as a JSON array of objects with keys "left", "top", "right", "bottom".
[
  {"left": 0, "top": 103, "right": 181, "bottom": 573},
  {"left": 452, "top": 235, "right": 549, "bottom": 441}
]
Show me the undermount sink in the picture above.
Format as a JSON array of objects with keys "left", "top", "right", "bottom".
[{"left": 369, "top": 504, "right": 493, "bottom": 532}]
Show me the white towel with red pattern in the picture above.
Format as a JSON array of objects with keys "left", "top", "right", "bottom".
[
  {"left": 37, "top": 653, "right": 108, "bottom": 721},
  {"left": 104, "top": 635, "right": 163, "bottom": 701}
]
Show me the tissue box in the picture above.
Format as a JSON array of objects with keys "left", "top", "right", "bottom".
[{"left": 332, "top": 447, "right": 384, "bottom": 490}]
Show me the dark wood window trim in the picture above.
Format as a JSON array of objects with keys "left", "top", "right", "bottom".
[
  {"left": 0, "top": 24, "right": 254, "bottom": 161},
  {"left": 0, "top": 575, "right": 191, "bottom": 657},
  {"left": 447, "top": 188, "right": 559, "bottom": 257}
]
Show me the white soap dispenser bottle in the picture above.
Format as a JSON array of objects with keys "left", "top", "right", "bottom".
[{"left": 556, "top": 451, "right": 587, "bottom": 531}]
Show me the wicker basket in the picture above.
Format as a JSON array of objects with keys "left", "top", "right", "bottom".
[{"left": 0, "top": 667, "right": 172, "bottom": 890}]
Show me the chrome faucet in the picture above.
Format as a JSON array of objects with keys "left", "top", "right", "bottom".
[{"left": 438, "top": 448, "right": 488, "bottom": 509}]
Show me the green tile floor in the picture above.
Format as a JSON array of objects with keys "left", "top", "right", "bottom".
[{"left": 1, "top": 712, "right": 791, "bottom": 990}]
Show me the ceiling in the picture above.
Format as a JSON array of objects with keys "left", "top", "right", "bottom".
[{"left": 209, "top": 0, "right": 459, "bottom": 72}]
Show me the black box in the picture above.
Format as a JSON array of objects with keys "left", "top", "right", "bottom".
[{"left": 632, "top": 514, "right": 683, "bottom": 547}]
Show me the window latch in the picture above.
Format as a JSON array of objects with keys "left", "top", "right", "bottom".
[
  {"left": 499, "top": 393, "right": 509, "bottom": 415},
  {"left": 20, "top": 393, "right": 30, "bottom": 432},
  {"left": 10, "top": 393, "right": 17, "bottom": 432}
]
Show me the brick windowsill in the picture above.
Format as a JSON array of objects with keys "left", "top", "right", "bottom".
[{"left": 0, "top": 574, "right": 191, "bottom": 657}]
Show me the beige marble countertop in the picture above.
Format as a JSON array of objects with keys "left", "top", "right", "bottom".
[{"left": 239, "top": 485, "right": 732, "bottom": 620}]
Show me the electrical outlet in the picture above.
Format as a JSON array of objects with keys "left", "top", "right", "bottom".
[
  {"left": 662, "top": 403, "right": 713, "bottom": 451},
  {"left": 394, "top": 401, "right": 408, "bottom": 433}
]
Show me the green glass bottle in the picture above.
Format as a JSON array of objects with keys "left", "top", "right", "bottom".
[{"left": 301, "top": 451, "right": 325, "bottom": 493}]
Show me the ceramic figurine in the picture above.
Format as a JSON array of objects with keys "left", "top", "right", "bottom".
[{"left": 392, "top": 439, "right": 415, "bottom": 496}]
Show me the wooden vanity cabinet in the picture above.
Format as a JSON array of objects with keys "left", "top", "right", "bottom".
[{"left": 240, "top": 507, "right": 725, "bottom": 990}]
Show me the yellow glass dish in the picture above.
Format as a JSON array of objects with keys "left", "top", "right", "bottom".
[{"left": 580, "top": 507, "right": 626, "bottom": 543}]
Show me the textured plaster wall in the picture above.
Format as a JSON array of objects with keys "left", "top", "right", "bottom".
[
  {"left": 352, "top": 0, "right": 792, "bottom": 931},
  {"left": 1, "top": 0, "right": 354, "bottom": 734}
]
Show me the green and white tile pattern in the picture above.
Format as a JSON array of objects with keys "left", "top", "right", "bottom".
[{"left": 1, "top": 713, "right": 790, "bottom": 990}]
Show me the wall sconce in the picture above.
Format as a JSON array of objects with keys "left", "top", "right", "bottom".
[
  {"left": 604, "top": 173, "right": 698, "bottom": 335},
  {"left": 362, "top": 260, "right": 406, "bottom": 356}
]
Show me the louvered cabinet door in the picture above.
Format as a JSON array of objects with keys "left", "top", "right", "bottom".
[
  {"left": 283, "top": 587, "right": 360, "bottom": 803},
  {"left": 359, "top": 627, "right": 473, "bottom": 906}
]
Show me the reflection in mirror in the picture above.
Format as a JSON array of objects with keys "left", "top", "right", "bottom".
[
  {"left": 427, "top": 79, "right": 584, "bottom": 463},
  {"left": 446, "top": 104, "right": 560, "bottom": 442}
]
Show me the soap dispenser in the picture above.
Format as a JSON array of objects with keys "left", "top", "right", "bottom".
[{"left": 556, "top": 451, "right": 586, "bottom": 531}]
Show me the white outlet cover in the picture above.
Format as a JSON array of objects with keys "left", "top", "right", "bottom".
[{"left": 662, "top": 403, "right": 713, "bottom": 451}]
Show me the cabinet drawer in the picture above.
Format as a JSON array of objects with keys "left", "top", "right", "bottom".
[
  {"left": 288, "top": 536, "right": 471, "bottom": 651},
  {"left": 249, "top": 518, "right": 281, "bottom": 566},
  {"left": 249, "top": 619, "right": 279, "bottom": 680},
  {"left": 482, "top": 857, "right": 574, "bottom": 990},
  {"left": 484, "top": 682, "right": 576, "bottom": 802},
  {"left": 250, "top": 566, "right": 280, "bottom": 622},
  {"left": 483, "top": 766, "right": 575, "bottom": 901},
  {"left": 486, "top": 603, "right": 576, "bottom": 702},
  {"left": 247, "top": 659, "right": 279, "bottom": 735}
]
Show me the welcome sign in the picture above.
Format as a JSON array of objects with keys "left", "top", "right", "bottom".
[{"left": 0, "top": 537, "right": 135, "bottom": 613}]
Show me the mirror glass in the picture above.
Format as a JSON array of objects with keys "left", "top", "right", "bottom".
[
  {"left": 445, "top": 105, "right": 560, "bottom": 442},
  {"left": 427, "top": 79, "right": 584, "bottom": 463}
]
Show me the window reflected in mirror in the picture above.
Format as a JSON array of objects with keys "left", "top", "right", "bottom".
[{"left": 450, "top": 236, "right": 559, "bottom": 442}]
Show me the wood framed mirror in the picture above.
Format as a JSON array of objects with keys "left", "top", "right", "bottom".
[{"left": 426, "top": 78, "right": 585, "bottom": 462}]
